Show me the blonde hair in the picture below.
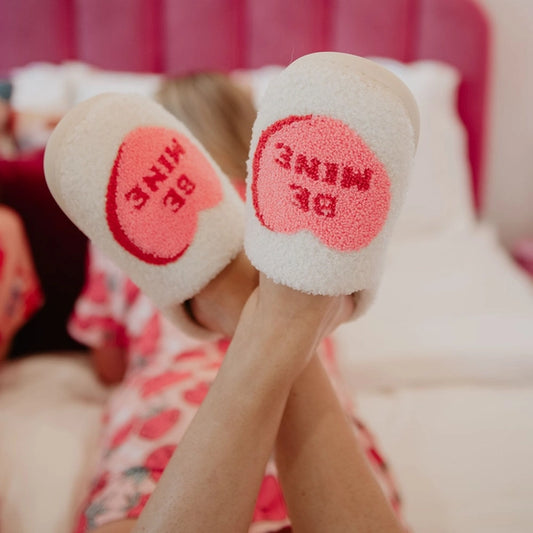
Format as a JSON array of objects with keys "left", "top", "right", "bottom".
[{"left": 156, "top": 72, "right": 256, "bottom": 180}]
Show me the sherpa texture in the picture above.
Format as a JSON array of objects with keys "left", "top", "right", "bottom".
[
  {"left": 44, "top": 93, "right": 244, "bottom": 333},
  {"left": 245, "top": 52, "right": 419, "bottom": 315}
]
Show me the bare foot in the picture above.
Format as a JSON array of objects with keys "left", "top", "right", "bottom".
[
  {"left": 190, "top": 252, "right": 355, "bottom": 344},
  {"left": 217, "top": 272, "right": 354, "bottom": 382}
]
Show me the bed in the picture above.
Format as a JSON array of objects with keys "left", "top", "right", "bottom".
[{"left": 2, "top": 1, "right": 533, "bottom": 532}]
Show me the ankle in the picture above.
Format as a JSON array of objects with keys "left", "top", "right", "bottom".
[
  {"left": 189, "top": 251, "right": 258, "bottom": 337},
  {"left": 226, "top": 293, "right": 321, "bottom": 383},
  {"left": 254, "top": 274, "right": 348, "bottom": 341}
]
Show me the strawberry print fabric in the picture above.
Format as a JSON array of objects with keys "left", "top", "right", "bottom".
[
  {"left": 69, "top": 243, "right": 403, "bottom": 532},
  {"left": 0, "top": 206, "right": 43, "bottom": 359}
]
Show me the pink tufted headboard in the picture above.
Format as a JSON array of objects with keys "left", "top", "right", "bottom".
[
  {"left": 0, "top": 0, "right": 490, "bottom": 209},
  {"left": 0, "top": 0, "right": 490, "bottom": 357}
]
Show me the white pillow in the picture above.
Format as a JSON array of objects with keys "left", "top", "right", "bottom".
[
  {"left": 9, "top": 62, "right": 94, "bottom": 150},
  {"left": 10, "top": 62, "right": 77, "bottom": 114},
  {"left": 72, "top": 67, "right": 162, "bottom": 105},
  {"left": 375, "top": 59, "right": 476, "bottom": 240},
  {"left": 10, "top": 61, "right": 162, "bottom": 111},
  {"left": 0, "top": 355, "right": 109, "bottom": 533}
]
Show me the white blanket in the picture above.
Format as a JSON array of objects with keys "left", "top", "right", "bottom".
[
  {"left": 0, "top": 355, "right": 108, "bottom": 533},
  {"left": 2, "top": 356, "right": 533, "bottom": 533},
  {"left": 336, "top": 223, "right": 533, "bottom": 390},
  {"left": 358, "top": 386, "right": 533, "bottom": 533}
]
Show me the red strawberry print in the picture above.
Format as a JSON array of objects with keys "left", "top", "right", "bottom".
[
  {"left": 144, "top": 444, "right": 177, "bottom": 482},
  {"left": 71, "top": 472, "right": 110, "bottom": 533},
  {"left": 89, "top": 471, "right": 110, "bottom": 499},
  {"left": 174, "top": 348, "right": 206, "bottom": 362},
  {"left": 252, "top": 475, "right": 288, "bottom": 521},
  {"left": 206, "top": 360, "right": 222, "bottom": 371},
  {"left": 110, "top": 419, "right": 137, "bottom": 449},
  {"left": 124, "top": 278, "right": 141, "bottom": 305},
  {"left": 70, "top": 314, "right": 129, "bottom": 349},
  {"left": 141, "top": 370, "right": 192, "bottom": 398},
  {"left": 183, "top": 381, "right": 210, "bottom": 405},
  {"left": 83, "top": 271, "right": 110, "bottom": 304},
  {"left": 135, "top": 313, "right": 161, "bottom": 356},
  {"left": 126, "top": 493, "right": 151, "bottom": 519},
  {"left": 139, "top": 409, "right": 180, "bottom": 440},
  {"left": 22, "top": 284, "right": 43, "bottom": 318},
  {"left": 72, "top": 511, "right": 88, "bottom": 533},
  {"left": 216, "top": 337, "right": 231, "bottom": 353}
]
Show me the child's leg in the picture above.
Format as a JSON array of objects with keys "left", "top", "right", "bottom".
[
  {"left": 130, "top": 275, "right": 345, "bottom": 533},
  {"left": 275, "top": 354, "right": 403, "bottom": 533},
  {"left": 240, "top": 51, "right": 417, "bottom": 532},
  {"left": 187, "top": 249, "right": 258, "bottom": 338},
  {"left": 89, "top": 275, "right": 400, "bottom": 533},
  {"left": 88, "top": 274, "right": 339, "bottom": 533}
]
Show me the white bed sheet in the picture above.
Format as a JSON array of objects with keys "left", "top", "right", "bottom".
[
  {"left": 0, "top": 355, "right": 109, "bottom": 533},
  {"left": 2, "top": 356, "right": 532, "bottom": 533},
  {"left": 335, "top": 222, "right": 533, "bottom": 390},
  {"left": 357, "top": 385, "right": 533, "bottom": 533}
]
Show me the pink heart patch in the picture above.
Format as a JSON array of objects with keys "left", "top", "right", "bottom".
[
  {"left": 106, "top": 127, "right": 223, "bottom": 264},
  {"left": 252, "top": 115, "right": 391, "bottom": 251}
]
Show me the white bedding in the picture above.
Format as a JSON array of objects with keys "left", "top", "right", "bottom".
[
  {"left": 2, "top": 222, "right": 532, "bottom": 533},
  {"left": 2, "top": 356, "right": 533, "bottom": 533},
  {"left": 0, "top": 355, "right": 108, "bottom": 533},
  {"left": 335, "top": 223, "right": 533, "bottom": 390},
  {"left": 357, "top": 386, "right": 533, "bottom": 533}
]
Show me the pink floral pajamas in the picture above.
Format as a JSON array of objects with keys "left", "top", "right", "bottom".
[
  {"left": 70, "top": 244, "right": 403, "bottom": 532},
  {"left": 0, "top": 206, "right": 42, "bottom": 360}
]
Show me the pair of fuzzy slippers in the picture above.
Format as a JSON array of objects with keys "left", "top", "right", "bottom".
[{"left": 44, "top": 52, "right": 419, "bottom": 334}]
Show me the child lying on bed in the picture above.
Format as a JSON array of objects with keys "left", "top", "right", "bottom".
[{"left": 45, "top": 54, "right": 417, "bottom": 532}]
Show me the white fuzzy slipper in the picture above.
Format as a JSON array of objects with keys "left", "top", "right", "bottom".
[
  {"left": 245, "top": 52, "right": 419, "bottom": 316},
  {"left": 44, "top": 93, "right": 244, "bottom": 335}
]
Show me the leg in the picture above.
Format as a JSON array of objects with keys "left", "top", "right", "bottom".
[
  {"left": 187, "top": 261, "right": 403, "bottom": 532},
  {"left": 275, "top": 354, "right": 404, "bottom": 532},
  {"left": 131, "top": 275, "right": 343, "bottom": 533},
  {"left": 239, "top": 52, "right": 416, "bottom": 531}
]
